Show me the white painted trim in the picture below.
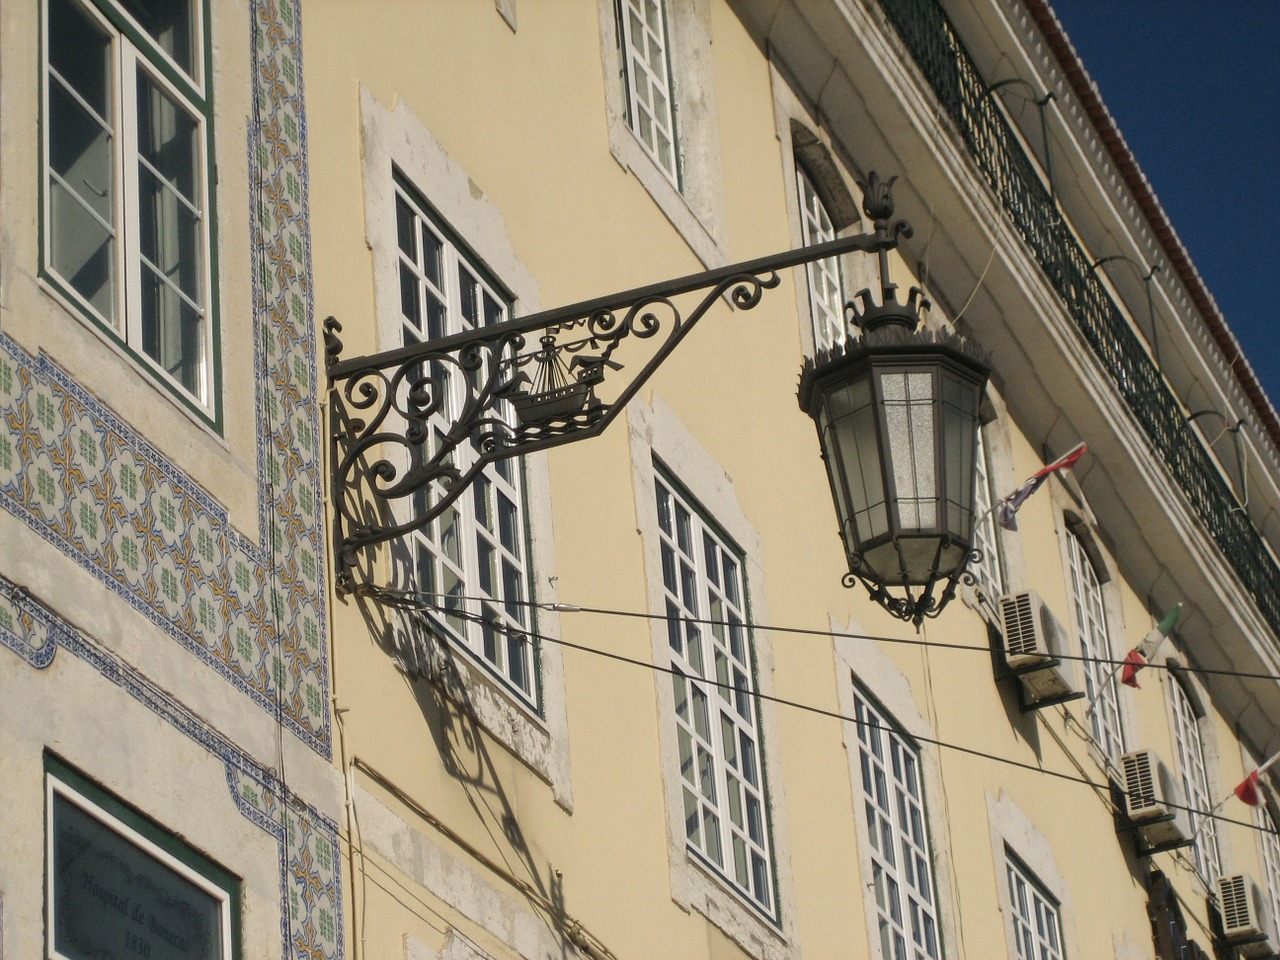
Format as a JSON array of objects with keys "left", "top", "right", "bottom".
[
  {"left": 1161, "top": 654, "right": 1229, "bottom": 889},
  {"left": 41, "top": 0, "right": 216, "bottom": 415},
  {"left": 1052, "top": 501, "right": 1134, "bottom": 779},
  {"left": 46, "top": 777, "right": 234, "bottom": 960}
]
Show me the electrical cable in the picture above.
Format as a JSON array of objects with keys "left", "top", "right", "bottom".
[
  {"left": 382, "top": 589, "right": 1279, "bottom": 838},
  {"left": 364, "top": 584, "right": 1280, "bottom": 686}
]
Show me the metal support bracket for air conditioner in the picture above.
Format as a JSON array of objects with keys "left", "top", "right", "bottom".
[
  {"left": 986, "top": 622, "right": 1086, "bottom": 713},
  {"left": 326, "top": 219, "right": 910, "bottom": 592},
  {"left": 1005, "top": 657, "right": 1086, "bottom": 713},
  {"left": 1113, "top": 800, "right": 1195, "bottom": 858}
]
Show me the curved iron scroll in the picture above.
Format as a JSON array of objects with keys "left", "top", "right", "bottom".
[{"left": 327, "top": 221, "right": 908, "bottom": 590}]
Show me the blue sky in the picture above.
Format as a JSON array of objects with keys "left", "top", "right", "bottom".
[{"left": 1050, "top": 2, "right": 1280, "bottom": 410}]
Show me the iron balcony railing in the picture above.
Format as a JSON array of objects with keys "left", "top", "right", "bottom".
[{"left": 876, "top": 0, "right": 1280, "bottom": 637}]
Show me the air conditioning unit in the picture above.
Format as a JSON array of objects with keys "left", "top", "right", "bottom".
[
  {"left": 998, "top": 591, "right": 1078, "bottom": 705},
  {"left": 1217, "top": 873, "right": 1278, "bottom": 957},
  {"left": 1120, "top": 749, "right": 1192, "bottom": 850}
]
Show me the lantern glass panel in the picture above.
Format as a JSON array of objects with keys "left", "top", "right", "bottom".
[
  {"left": 879, "top": 369, "right": 937, "bottom": 531},
  {"left": 941, "top": 368, "right": 980, "bottom": 540},
  {"left": 821, "top": 374, "right": 889, "bottom": 546}
]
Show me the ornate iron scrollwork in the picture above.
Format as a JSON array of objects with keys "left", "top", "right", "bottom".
[
  {"left": 327, "top": 223, "right": 906, "bottom": 590},
  {"left": 841, "top": 543, "right": 984, "bottom": 628}
]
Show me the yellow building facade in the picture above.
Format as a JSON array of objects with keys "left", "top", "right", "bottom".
[{"left": 3, "top": 1, "right": 1280, "bottom": 960}]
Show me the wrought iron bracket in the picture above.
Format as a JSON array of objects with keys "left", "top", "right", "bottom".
[{"left": 326, "top": 215, "right": 910, "bottom": 591}]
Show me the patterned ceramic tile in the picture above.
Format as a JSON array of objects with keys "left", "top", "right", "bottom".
[{"left": 0, "top": 0, "right": 330, "bottom": 754}]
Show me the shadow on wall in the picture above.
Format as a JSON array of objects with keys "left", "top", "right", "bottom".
[{"left": 351, "top": 553, "right": 591, "bottom": 960}]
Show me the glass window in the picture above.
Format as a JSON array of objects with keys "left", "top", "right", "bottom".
[
  {"left": 396, "top": 178, "right": 538, "bottom": 707},
  {"left": 1170, "top": 677, "right": 1221, "bottom": 885},
  {"left": 853, "top": 689, "right": 943, "bottom": 960},
  {"left": 43, "top": 0, "right": 214, "bottom": 410},
  {"left": 617, "top": 0, "right": 679, "bottom": 185},
  {"left": 655, "top": 470, "right": 775, "bottom": 914},
  {"left": 48, "top": 772, "right": 236, "bottom": 960},
  {"left": 1006, "top": 853, "right": 1064, "bottom": 960},
  {"left": 1065, "top": 529, "right": 1125, "bottom": 763},
  {"left": 796, "top": 164, "right": 845, "bottom": 352},
  {"left": 969, "top": 425, "right": 1005, "bottom": 603}
]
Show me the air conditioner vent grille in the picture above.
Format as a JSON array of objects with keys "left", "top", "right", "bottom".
[
  {"left": 1001, "top": 593, "right": 1039, "bottom": 656},
  {"left": 1124, "top": 753, "right": 1156, "bottom": 810},
  {"left": 1221, "top": 875, "right": 1252, "bottom": 933}
]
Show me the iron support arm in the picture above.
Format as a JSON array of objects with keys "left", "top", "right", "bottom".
[{"left": 326, "top": 217, "right": 910, "bottom": 590}]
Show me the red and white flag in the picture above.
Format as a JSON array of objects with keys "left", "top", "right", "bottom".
[
  {"left": 1233, "top": 752, "right": 1280, "bottom": 806},
  {"left": 1120, "top": 603, "right": 1182, "bottom": 689},
  {"left": 998, "top": 442, "right": 1088, "bottom": 531},
  {"left": 1236, "top": 771, "right": 1264, "bottom": 807},
  {"left": 1119, "top": 650, "right": 1148, "bottom": 689}
]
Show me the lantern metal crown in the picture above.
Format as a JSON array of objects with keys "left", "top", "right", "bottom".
[{"left": 327, "top": 173, "right": 989, "bottom": 623}]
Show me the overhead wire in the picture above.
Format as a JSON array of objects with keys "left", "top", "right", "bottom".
[
  {"left": 371, "top": 587, "right": 1280, "bottom": 838},
  {"left": 363, "top": 584, "right": 1280, "bottom": 686}
]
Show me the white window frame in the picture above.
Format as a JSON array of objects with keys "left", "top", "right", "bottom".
[
  {"left": 986, "top": 792, "right": 1076, "bottom": 960},
  {"left": 617, "top": 0, "right": 680, "bottom": 186},
  {"left": 1169, "top": 674, "right": 1221, "bottom": 886},
  {"left": 630, "top": 397, "right": 795, "bottom": 959},
  {"left": 1005, "top": 852, "right": 1065, "bottom": 960},
  {"left": 655, "top": 467, "right": 776, "bottom": 915},
  {"left": 968, "top": 424, "right": 1006, "bottom": 604},
  {"left": 41, "top": 0, "right": 216, "bottom": 416},
  {"left": 360, "top": 88, "right": 572, "bottom": 807},
  {"left": 795, "top": 163, "right": 846, "bottom": 353},
  {"left": 1065, "top": 528, "right": 1126, "bottom": 765},
  {"left": 596, "top": 0, "right": 727, "bottom": 267},
  {"left": 47, "top": 775, "right": 234, "bottom": 960},
  {"left": 852, "top": 688, "right": 944, "bottom": 960},
  {"left": 1255, "top": 801, "right": 1280, "bottom": 935},
  {"left": 395, "top": 176, "right": 538, "bottom": 709}
]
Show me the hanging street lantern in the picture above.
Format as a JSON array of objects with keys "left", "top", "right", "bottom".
[
  {"left": 797, "top": 175, "right": 991, "bottom": 627},
  {"left": 329, "top": 169, "right": 988, "bottom": 629}
]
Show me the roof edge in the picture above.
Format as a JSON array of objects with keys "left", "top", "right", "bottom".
[{"left": 1023, "top": 0, "right": 1280, "bottom": 455}]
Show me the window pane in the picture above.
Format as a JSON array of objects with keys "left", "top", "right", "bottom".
[
  {"left": 50, "top": 0, "right": 113, "bottom": 118},
  {"left": 137, "top": 69, "right": 200, "bottom": 206},
  {"left": 854, "top": 692, "right": 942, "bottom": 959},
  {"left": 1006, "top": 855, "right": 1063, "bottom": 960},
  {"left": 120, "top": 0, "right": 197, "bottom": 75},
  {"left": 396, "top": 178, "right": 533, "bottom": 702},
  {"left": 140, "top": 265, "right": 203, "bottom": 393},
  {"left": 1067, "top": 531, "right": 1126, "bottom": 760},
  {"left": 654, "top": 472, "right": 772, "bottom": 911},
  {"left": 50, "top": 177, "right": 117, "bottom": 322},
  {"left": 1171, "top": 678, "right": 1221, "bottom": 883},
  {"left": 796, "top": 166, "right": 844, "bottom": 352},
  {"left": 969, "top": 427, "right": 1005, "bottom": 601},
  {"left": 619, "top": 0, "right": 679, "bottom": 183},
  {"left": 44, "top": 0, "right": 215, "bottom": 409},
  {"left": 136, "top": 70, "right": 205, "bottom": 394},
  {"left": 48, "top": 0, "right": 117, "bottom": 322}
]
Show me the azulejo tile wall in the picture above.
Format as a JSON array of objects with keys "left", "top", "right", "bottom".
[
  {"left": 0, "top": 578, "right": 343, "bottom": 960},
  {"left": 0, "top": 0, "right": 329, "bottom": 754},
  {"left": 1, "top": 0, "right": 339, "bottom": 955},
  {"left": 249, "top": 0, "right": 330, "bottom": 753}
]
